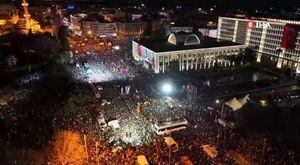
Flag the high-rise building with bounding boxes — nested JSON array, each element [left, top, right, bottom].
[[217, 17, 300, 73]]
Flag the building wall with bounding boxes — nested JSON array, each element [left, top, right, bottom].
[[217, 17, 300, 73], [82, 21, 116, 37], [171, 26, 193, 33], [132, 40, 245, 73], [155, 45, 245, 73], [70, 15, 81, 31], [116, 22, 144, 36], [132, 41, 156, 70]]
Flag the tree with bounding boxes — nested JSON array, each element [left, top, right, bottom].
[[38, 61, 74, 99], [64, 94, 90, 112], [48, 131, 85, 165], [243, 48, 256, 64], [11, 34, 59, 66]]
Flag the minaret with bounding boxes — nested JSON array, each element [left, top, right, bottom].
[[21, 0, 31, 29]]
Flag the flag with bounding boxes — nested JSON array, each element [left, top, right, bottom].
[[126, 85, 131, 95], [137, 44, 142, 57], [136, 102, 141, 113], [281, 24, 300, 50]]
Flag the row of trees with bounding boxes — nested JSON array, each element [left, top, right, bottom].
[[0, 25, 81, 164]]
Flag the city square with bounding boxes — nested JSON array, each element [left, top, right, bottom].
[[0, 0, 300, 164]]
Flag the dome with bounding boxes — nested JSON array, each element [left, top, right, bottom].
[[184, 34, 201, 46], [167, 31, 203, 46]]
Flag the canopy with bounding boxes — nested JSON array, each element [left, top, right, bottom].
[[202, 145, 218, 159], [164, 136, 179, 152], [108, 120, 120, 129], [137, 155, 149, 165], [225, 97, 243, 111], [164, 137, 177, 147], [111, 147, 119, 154]]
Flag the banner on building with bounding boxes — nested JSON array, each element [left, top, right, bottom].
[[281, 24, 300, 50]]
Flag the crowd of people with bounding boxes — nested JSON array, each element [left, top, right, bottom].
[[1, 39, 300, 164], [73, 50, 136, 83], [49, 79, 300, 164]]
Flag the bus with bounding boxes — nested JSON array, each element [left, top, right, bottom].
[[153, 118, 188, 135]]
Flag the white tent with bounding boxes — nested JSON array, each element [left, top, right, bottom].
[[164, 136, 179, 152], [225, 97, 243, 111], [108, 120, 120, 129], [202, 145, 218, 159], [137, 155, 149, 165], [238, 94, 250, 106]]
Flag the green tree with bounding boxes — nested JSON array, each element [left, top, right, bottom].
[[58, 26, 71, 52], [64, 94, 90, 112], [38, 61, 74, 99]]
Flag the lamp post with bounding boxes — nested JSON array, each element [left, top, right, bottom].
[[161, 82, 173, 164]]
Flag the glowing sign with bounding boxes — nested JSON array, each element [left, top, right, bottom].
[[67, 4, 75, 11], [246, 21, 272, 30]]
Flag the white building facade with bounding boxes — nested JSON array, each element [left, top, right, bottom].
[[217, 17, 300, 73], [132, 35, 246, 73], [82, 21, 117, 37]]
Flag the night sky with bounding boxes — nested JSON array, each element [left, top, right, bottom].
[[2, 0, 299, 10]]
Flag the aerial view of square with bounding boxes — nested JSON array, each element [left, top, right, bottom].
[[0, 0, 300, 164]]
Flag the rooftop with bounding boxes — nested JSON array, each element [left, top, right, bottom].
[[134, 36, 242, 53]]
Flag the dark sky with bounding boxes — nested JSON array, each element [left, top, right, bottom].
[[2, 0, 299, 10], [141, 0, 299, 9]]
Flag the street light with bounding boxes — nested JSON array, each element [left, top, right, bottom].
[[162, 83, 172, 95]]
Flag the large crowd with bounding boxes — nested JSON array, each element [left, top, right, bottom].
[[50, 79, 300, 164], [1, 40, 300, 164], [73, 50, 136, 83]]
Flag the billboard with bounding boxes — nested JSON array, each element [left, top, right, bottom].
[[132, 14, 142, 21], [132, 41, 155, 67]]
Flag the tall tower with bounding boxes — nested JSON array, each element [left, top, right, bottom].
[[21, 0, 31, 29]]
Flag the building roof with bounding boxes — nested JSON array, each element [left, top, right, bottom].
[[134, 36, 242, 53], [168, 31, 204, 46], [0, 3, 17, 11]]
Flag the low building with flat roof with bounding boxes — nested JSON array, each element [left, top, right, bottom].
[[132, 31, 246, 73]]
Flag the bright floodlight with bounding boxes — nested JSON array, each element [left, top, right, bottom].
[[113, 45, 120, 50], [162, 83, 172, 94]]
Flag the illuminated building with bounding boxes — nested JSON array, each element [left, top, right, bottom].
[[217, 17, 300, 73], [133, 32, 245, 73], [82, 20, 117, 37], [116, 21, 144, 36], [0, 4, 19, 34], [70, 14, 86, 33]]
